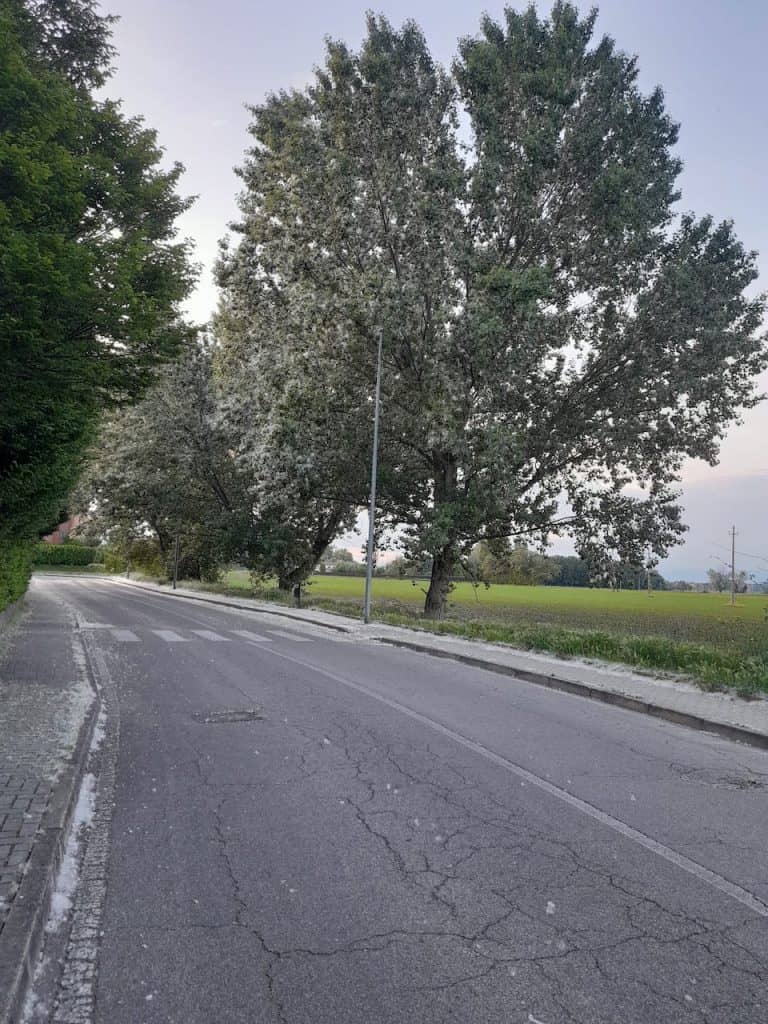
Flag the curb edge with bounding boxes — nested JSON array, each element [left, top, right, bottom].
[[375, 637, 768, 752]]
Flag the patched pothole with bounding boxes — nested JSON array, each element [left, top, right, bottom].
[[192, 707, 264, 724], [673, 764, 768, 791]]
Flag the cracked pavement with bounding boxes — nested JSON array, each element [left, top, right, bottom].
[[34, 577, 768, 1023]]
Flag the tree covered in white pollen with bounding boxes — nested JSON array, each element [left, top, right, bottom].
[[77, 343, 255, 580], [216, 3, 767, 617]]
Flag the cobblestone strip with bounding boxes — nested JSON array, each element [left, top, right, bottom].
[[52, 643, 119, 1024], [0, 778, 53, 930]]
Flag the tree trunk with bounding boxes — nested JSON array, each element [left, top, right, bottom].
[[423, 452, 458, 619], [424, 544, 454, 618]]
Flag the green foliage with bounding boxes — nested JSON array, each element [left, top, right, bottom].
[[470, 541, 557, 586], [32, 541, 102, 565], [102, 546, 127, 574], [124, 538, 164, 576], [76, 344, 254, 583], [218, 5, 766, 619], [0, 0, 194, 606], [0, 537, 33, 610]]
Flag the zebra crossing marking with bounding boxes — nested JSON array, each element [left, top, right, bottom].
[[100, 625, 357, 644], [110, 629, 140, 642], [151, 629, 188, 642], [232, 630, 272, 642]]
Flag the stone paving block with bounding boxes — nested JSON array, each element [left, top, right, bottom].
[[0, 582, 94, 942]]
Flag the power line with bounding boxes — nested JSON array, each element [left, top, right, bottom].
[[711, 541, 768, 567]]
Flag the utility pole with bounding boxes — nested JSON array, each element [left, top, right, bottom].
[[730, 524, 737, 607], [172, 534, 180, 591], [363, 329, 384, 625]]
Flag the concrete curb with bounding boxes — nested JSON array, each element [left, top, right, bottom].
[[106, 577, 353, 634], [83, 575, 768, 753], [0, 628, 100, 1024], [376, 638, 768, 752]]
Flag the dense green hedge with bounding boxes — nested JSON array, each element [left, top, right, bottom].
[[0, 538, 33, 612], [33, 543, 104, 566]]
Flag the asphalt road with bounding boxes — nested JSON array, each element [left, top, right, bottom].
[[39, 576, 768, 1023]]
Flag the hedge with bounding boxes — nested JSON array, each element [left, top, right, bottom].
[[33, 542, 104, 566], [0, 538, 33, 612]]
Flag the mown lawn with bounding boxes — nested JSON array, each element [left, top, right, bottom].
[[210, 571, 768, 693]]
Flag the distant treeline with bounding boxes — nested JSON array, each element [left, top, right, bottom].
[[318, 545, 672, 590]]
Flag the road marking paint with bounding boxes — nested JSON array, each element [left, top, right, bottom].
[[267, 630, 313, 642], [232, 630, 273, 642], [151, 629, 188, 643], [191, 629, 230, 642], [265, 647, 768, 920], [110, 629, 139, 642]]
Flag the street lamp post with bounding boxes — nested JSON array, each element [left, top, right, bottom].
[[172, 533, 180, 590], [363, 329, 383, 625]]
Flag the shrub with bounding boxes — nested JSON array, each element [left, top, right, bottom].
[[0, 538, 33, 611], [126, 538, 164, 576], [103, 547, 128, 574], [33, 542, 102, 566]]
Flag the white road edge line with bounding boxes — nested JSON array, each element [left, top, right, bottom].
[[259, 644, 768, 920]]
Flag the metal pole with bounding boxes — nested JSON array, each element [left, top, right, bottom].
[[730, 524, 737, 606], [172, 534, 180, 591], [363, 329, 383, 625]]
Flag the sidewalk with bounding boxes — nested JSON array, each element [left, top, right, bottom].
[[0, 582, 96, 1024], [110, 576, 768, 749]]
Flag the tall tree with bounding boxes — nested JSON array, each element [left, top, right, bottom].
[[0, 0, 195, 606], [218, 5, 766, 617]]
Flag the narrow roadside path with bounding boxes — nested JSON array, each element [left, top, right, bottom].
[[0, 583, 95, 1023]]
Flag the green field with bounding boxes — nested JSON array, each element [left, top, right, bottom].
[[223, 570, 765, 651]]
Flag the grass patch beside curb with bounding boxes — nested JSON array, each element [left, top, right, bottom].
[[372, 613, 768, 697]]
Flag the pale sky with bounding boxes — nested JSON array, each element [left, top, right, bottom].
[[101, 0, 767, 579]]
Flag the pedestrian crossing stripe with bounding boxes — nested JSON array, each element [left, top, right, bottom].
[[111, 629, 139, 641], [102, 626, 356, 644]]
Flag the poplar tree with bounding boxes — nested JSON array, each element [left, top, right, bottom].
[[218, 4, 766, 616]]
